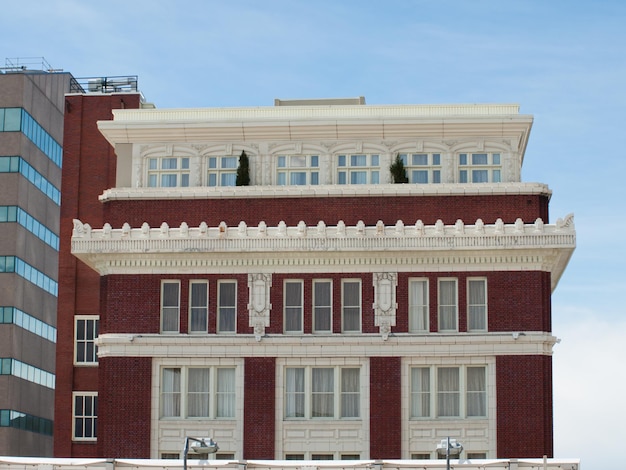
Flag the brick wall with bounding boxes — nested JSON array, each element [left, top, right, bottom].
[[54, 93, 142, 457], [102, 194, 550, 229], [496, 355, 553, 458], [370, 357, 402, 458], [243, 357, 276, 459], [98, 356, 152, 458]]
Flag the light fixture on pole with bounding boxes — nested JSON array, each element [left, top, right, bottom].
[[436, 437, 463, 470], [183, 436, 219, 470]]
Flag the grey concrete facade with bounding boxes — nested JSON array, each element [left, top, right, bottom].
[[0, 69, 73, 456]]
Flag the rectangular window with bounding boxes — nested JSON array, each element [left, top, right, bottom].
[[400, 153, 442, 184], [207, 156, 238, 187], [467, 278, 487, 331], [313, 280, 332, 333], [147, 157, 190, 187], [409, 279, 429, 332], [285, 366, 361, 420], [277, 155, 319, 185], [342, 280, 361, 333], [161, 281, 180, 333], [458, 153, 502, 183], [73, 393, 98, 441], [438, 279, 458, 331], [437, 367, 460, 417], [189, 281, 208, 333], [284, 280, 303, 333], [466, 367, 487, 417], [410, 367, 430, 418], [337, 154, 380, 184], [161, 366, 236, 419], [218, 281, 236, 333], [75, 316, 99, 364]]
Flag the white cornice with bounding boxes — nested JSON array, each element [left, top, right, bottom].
[[71, 216, 575, 290], [96, 331, 558, 359], [99, 182, 552, 201]]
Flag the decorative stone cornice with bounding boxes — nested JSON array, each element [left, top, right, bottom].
[[95, 331, 559, 359], [98, 182, 552, 202], [72, 215, 575, 290]]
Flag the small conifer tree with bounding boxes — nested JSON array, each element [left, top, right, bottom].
[[389, 154, 409, 183], [236, 150, 250, 186]]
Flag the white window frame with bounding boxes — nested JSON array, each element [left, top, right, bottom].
[[284, 280, 304, 333], [161, 280, 180, 333], [72, 392, 98, 441], [159, 366, 236, 419], [341, 279, 361, 333], [189, 280, 208, 334], [337, 154, 380, 184], [437, 278, 458, 332], [409, 365, 488, 420], [284, 366, 361, 420], [217, 280, 237, 334], [207, 156, 238, 187], [147, 156, 190, 188], [458, 152, 502, 183], [277, 155, 320, 185], [74, 315, 99, 365], [313, 279, 332, 334], [408, 278, 429, 333], [399, 153, 442, 184], [467, 278, 487, 332]]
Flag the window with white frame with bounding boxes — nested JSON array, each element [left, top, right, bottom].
[[75, 316, 99, 364], [277, 155, 319, 185], [410, 365, 487, 419], [189, 281, 208, 333], [207, 156, 237, 187], [342, 280, 361, 333], [337, 154, 380, 184], [285, 366, 360, 419], [399, 153, 442, 184], [409, 279, 429, 333], [147, 157, 190, 187], [160, 366, 236, 419], [217, 281, 236, 333], [161, 281, 180, 333], [458, 153, 501, 183], [73, 392, 97, 440], [313, 280, 332, 333], [284, 280, 303, 333], [438, 279, 458, 332], [467, 278, 487, 331]]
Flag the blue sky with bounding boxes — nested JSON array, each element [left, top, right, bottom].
[[3, 1, 625, 468]]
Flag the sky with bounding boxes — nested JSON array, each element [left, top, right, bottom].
[[2, 0, 625, 468]]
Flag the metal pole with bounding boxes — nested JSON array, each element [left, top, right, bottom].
[[183, 437, 190, 470], [446, 436, 450, 470]]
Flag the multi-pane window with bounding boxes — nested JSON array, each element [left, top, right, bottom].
[[160, 366, 236, 419], [399, 153, 442, 184], [284, 280, 303, 333], [313, 280, 332, 333], [75, 316, 99, 364], [459, 153, 501, 183], [409, 279, 429, 332], [285, 366, 360, 419], [147, 157, 190, 187], [277, 155, 319, 185], [218, 281, 237, 333], [189, 281, 208, 333], [342, 280, 361, 333], [161, 281, 180, 333], [207, 156, 237, 187], [467, 278, 487, 331], [73, 392, 97, 441], [337, 154, 380, 184], [438, 279, 458, 332], [410, 366, 487, 419]]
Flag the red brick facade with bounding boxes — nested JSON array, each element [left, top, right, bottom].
[[243, 358, 276, 459], [370, 357, 402, 459]]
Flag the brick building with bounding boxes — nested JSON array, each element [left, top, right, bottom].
[[54, 96, 575, 460]]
